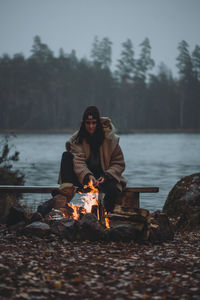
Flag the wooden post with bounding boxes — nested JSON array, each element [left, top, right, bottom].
[[98, 193, 105, 225], [114, 187, 159, 214]]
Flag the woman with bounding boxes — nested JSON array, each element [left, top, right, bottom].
[[59, 106, 126, 212]]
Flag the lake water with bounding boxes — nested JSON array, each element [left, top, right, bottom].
[[1, 133, 200, 212]]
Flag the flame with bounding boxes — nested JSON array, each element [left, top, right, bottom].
[[88, 179, 99, 194], [49, 179, 102, 221], [65, 180, 99, 220], [81, 179, 99, 217], [71, 204, 82, 220], [104, 212, 110, 228]]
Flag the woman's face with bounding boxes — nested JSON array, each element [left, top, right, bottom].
[[85, 115, 97, 135]]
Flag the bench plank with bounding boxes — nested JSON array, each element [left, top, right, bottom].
[[0, 185, 159, 194], [0, 185, 59, 193], [125, 187, 159, 193]]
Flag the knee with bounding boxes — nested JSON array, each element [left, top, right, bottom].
[[62, 151, 74, 161], [103, 180, 118, 194]]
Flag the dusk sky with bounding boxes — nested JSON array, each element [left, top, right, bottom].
[[0, 0, 200, 76]]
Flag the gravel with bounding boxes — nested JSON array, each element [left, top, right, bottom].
[[0, 224, 200, 299]]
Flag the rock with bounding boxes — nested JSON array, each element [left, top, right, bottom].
[[79, 213, 105, 241], [149, 211, 174, 243], [37, 198, 54, 217], [163, 173, 200, 231], [6, 203, 28, 226], [8, 221, 26, 233], [37, 194, 73, 218], [53, 194, 68, 209], [51, 219, 79, 241], [109, 224, 137, 242], [175, 207, 200, 231], [30, 212, 44, 223], [24, 221, 50, 237]]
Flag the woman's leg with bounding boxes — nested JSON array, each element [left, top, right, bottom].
[[60, 152, 80, 186], [99, 178, 120, 213]]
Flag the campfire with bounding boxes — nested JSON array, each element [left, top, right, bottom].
[[49, 180, 110, 228], [6, 182, 174, 244]]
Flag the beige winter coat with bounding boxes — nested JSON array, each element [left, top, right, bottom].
[[61, 117, 127, 191]]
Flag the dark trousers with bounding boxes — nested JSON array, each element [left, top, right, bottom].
[[60, 151, 120, 212], [60, 151, 80, 187]]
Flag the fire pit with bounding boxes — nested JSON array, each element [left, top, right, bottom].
[[4, 183, 174, 244], [48, 180, 109, 228]]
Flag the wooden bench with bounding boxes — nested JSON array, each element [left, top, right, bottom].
[[0, 185, 159, 209], [0, 185, 159, 225]]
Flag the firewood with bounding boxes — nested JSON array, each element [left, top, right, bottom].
[[108, 212, 146, 223]]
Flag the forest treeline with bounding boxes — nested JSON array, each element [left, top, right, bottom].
[[0, 36, 200, 131]]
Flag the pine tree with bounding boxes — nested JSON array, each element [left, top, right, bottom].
[[192, 45, 200, 81], [136, 38, 155, 81], [176, 40, 193, 83], [30, 35, 53, 64], [115, 39, 135, 83], [90, 36, 112, 69]]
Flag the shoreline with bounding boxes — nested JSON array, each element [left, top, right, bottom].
[[1, 128, 200, 134]]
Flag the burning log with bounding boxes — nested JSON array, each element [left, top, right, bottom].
[[67, 205, 87, 220], [91, 204, 98, 218]]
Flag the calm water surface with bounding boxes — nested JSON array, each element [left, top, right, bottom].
[[1, 133, 200, 212]]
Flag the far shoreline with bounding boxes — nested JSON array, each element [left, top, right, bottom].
[[0, 128, 200, 134]]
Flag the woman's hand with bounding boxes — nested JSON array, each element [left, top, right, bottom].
[[89, 175, 98, 187], [97, 176, 105, 185], [87, 175, 105, 187]]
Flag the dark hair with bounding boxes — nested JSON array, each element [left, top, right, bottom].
[[75, 106, 105, 151]]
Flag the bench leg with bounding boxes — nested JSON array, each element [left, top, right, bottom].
[[114, 191, 140, 213]]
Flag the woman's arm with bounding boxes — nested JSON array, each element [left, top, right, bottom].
[[70, 143, 93, 185], [105, 144, 125, 183]]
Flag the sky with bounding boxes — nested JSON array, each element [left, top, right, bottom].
[[0, 0, 200, 76]]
